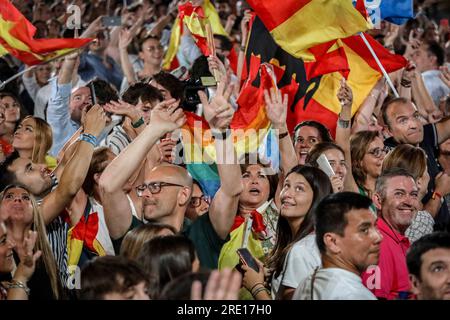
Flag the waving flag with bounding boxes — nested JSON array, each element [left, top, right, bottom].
[[247, 0, 372, 60], [163, 0, 228, 70], [0, 0, 91, 65], [245, 16, 406, 136], [362, 0, 414, 26]]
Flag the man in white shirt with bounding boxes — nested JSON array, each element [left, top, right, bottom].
[[293, 192, 383, 300]]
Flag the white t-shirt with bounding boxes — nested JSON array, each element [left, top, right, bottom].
[[271, 234, 321, 298], [293, 268, 377, 300]]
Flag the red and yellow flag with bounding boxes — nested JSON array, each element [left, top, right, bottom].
[[0, 0, 91, 65], [163, 0, 228, 70], [246, 0, 372, 61], [245, 16, 406, 136]]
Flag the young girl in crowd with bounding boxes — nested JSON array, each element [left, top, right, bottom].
[[0, 93, 27, 158]]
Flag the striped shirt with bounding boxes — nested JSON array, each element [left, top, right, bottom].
[[103, 126, 132, 155]]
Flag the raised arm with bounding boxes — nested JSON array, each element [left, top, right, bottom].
[[199, 76, 243, 240], [41, 105, 106, 225], [237, 11, 252, 86], [99, 99, 185, 238], [118, 29, 138, 85], [352, 79, 385, 133], [264, 88, 297, 173], [335, 79, 358, 193]]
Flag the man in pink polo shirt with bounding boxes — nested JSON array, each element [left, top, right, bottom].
[[362, 168, 420, 299]]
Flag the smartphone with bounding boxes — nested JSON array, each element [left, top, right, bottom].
[[236, 248, 259, 272], [316, 153, 335, 178], [88, 82, 97, 106], [102, 16, 122, 27]]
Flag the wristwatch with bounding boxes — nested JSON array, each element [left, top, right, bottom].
[[338, 118, 350, 128], [131, 117, 145, 128]]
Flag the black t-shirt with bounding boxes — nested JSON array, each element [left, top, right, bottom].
[[384, 123, 450, 231]]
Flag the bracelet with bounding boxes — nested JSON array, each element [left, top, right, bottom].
[[212, 129, 231, 140], [131, 117, 145, 128], [7, 280, 30, 296], [79, 133, 97, 147], [400, 79, 412, 88], [432, 191, 442, 200], [249, 282, 265, 293], [252, 286, 269, 297], [240, 45, 246, 52], [337, 118, 350, 129], [279, 131, 289, 139]]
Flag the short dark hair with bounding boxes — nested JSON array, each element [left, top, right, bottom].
[[139, 34, 160, 51], [375, 167, 415, 198], [152, 71, 184, 102], [426, 41, 445, 66], [121, 82, 163, 105], [406, 232, 450, 280], [381, 97, 409, 127], [315, 192, 373, 254], [293, 120, 333, 143], [214, 34, 233, 51], [0, 150, 20, 192], [86, 78, 119, 105], [80, 255, 149, 300]]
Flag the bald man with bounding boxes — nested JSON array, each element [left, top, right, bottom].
[[100, 76, 242, 268]]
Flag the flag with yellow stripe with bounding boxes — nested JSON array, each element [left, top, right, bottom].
[[163, 0, 228, 70], [247, 0, 372, 61], [0, 0, 91, 65]]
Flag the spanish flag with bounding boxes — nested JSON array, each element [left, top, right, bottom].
[[0, 0, 91, 65], [246, 17, 406, 136], [246, 0, 372, 61], [163, 0, 228, 70]]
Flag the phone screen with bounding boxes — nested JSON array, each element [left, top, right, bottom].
[[237, 248, 259, 272], [102, 16, 122, 27]]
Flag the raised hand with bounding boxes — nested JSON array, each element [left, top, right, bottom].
[[330, 175, 344, 193], [207, 56, 226, 81], [191, 268, 242, 300], [439, 65, 450, 88], [83, 104, 107, 138], [104, 100, 141, 122], [150, 99, 186, 134], [264, 87, 288, 129], [337, 78, 353, 110], [199, 75, 235, 131], [13, 230, 42, 284], [118, 28, 134, 50]]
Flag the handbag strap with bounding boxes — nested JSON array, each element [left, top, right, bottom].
[[310, 267, 319, 300]]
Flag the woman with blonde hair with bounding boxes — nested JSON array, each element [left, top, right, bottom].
[[381, 144, 446, 242], [12, 116, 57, 169], [0, 184, 62, 299], [119, 222, 177, 260]]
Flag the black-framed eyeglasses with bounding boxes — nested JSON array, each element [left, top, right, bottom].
[[136, 182, 185, 196], [189, 195, 211, 208], [367, 146, 390, 158]]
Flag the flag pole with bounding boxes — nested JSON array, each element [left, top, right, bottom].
[[359, 32, 399, 98], [0, 40, 93, 90]]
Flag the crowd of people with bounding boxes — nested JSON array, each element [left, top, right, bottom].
[[1, 0, 450, 300]]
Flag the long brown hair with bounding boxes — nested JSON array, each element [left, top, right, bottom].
[[382, 144, 427, 179], [0, 184, 61, 299], [350, 131, 380, 190], [27, 116, 53, 164]]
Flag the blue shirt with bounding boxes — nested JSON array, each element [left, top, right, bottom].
[[78, 53, 124, 91]]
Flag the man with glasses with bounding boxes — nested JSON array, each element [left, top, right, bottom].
[[100, 76, 242, 269], [382, 97, 450, 232], [185, 180, 210, 221], [362, 168, 420, 299]]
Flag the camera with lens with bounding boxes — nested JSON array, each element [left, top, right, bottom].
[[182, 76, 217, 112]]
